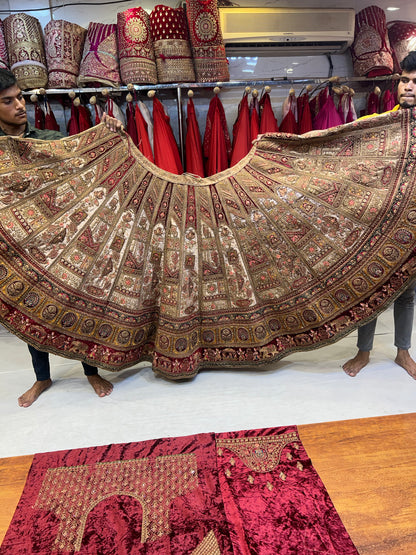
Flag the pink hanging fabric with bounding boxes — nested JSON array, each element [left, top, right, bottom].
[[313, 93, 343, 130], [351, 5, 394, 77], [117, 8, 157, 85], [78, 22, 121, 87]]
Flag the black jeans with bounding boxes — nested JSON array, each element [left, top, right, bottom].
[[27, 345, 98, 381]]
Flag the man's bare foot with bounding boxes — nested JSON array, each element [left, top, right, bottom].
[[18, 379, 52, 407], [87, 374, 113, 397], [342, 350, 370, 377], [395, 349, 416, 380]]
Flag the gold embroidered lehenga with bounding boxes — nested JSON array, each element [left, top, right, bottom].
[[1, 108, 416, 378]]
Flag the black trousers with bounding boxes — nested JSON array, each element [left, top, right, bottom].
[[27, 345, 98, 381]]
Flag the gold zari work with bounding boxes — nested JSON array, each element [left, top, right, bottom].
[[1, 109, 416, 378]]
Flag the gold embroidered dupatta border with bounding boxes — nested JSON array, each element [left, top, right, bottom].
[[1, 109, 416, 377]]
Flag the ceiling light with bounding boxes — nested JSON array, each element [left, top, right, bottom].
[[386, 6, 400, 11]]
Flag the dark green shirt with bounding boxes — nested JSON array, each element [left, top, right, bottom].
[[0, 122, 63, 140]]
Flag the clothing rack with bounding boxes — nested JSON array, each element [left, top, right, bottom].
[[23, 75, 399, 165]]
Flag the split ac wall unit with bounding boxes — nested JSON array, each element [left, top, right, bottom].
[[219, 7, 355, 56]]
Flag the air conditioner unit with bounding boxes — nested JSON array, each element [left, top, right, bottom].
[[219, 7, 355, 56]]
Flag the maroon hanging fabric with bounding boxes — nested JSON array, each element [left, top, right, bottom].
[[185, 97, 204, 177], [152, 96, 182, 173], [134, 102, 154, 163], [34, 101, 44, 130], [126, 101, 139, 146], [298, 92, 313, 134], [367, 88, 381, 115], [249, 93, 260, 143], [43, 99, 60, 132], [67, 102, 79, 136], [230, 93, 251, 167], [381, 88, 397, 112], [259, 90, 279, 134]]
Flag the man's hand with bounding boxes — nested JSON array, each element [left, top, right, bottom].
[[101, 112, 124, 133]]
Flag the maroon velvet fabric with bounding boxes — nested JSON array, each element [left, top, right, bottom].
[[0, 427, 358, 554]]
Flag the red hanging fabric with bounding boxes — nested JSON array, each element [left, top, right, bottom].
[[230, 92, 251, 167], [152, 96, 182, 173], [78, 104, 92, 132], [203, 94, 231, 176], [280, 109, 298, 134], [185, 96, 204, 177], [134, 102, 154, 163], [259, 89, 279, 133], [204, 96, 229, 176]]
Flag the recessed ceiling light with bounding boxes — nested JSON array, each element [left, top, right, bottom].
[[386, 6, 400, 11]]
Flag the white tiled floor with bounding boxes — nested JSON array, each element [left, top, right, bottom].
[[0, 305, 415, 458]]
